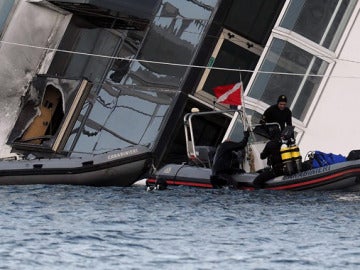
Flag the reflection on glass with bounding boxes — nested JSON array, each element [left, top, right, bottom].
[[49, 0, 220, 156], [63, 101, 90, 152], [48, 25, 122, 86], [107, 31, 144, 84], [293, 59, 328, 120], [69, 123, 100, 155], [0, 0, 14, 34], [123, 0, 219, 89], [68, 85, 177, 155], [280, 0, 356, 50], [248, 39, 328, 121], [64, 120, 81, 151]]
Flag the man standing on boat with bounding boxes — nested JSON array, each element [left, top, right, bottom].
[[210, 129, 250, 187], [260, 95, 292, 131]]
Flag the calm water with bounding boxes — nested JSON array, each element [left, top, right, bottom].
[[1, 184, 360, 270]]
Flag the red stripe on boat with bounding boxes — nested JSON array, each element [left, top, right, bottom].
[[269, 168, 360, 190], [171, 181, 213, 188], [146, 178, 212, 188]]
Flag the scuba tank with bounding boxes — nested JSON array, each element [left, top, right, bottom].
[[289, 144, 302, 173], [280, 126, 302, 175], [280, 141, 295, 175]]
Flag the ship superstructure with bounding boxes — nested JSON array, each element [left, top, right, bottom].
[[0, 1, 358, 184]]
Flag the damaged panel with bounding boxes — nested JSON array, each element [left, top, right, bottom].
[[0, 1, 72, 158], [8, 76, 92, 155]]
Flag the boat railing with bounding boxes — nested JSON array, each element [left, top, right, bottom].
[[183, 109, 238, 167], [184, 109, 282, 171]]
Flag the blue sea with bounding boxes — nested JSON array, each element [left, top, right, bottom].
[[1, 183, 360, 269]]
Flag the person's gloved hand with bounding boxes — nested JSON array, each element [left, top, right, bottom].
[[243, 130, 250, 138]]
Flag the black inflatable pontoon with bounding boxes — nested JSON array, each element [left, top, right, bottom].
[[146, 159, 360, 191], [0, 145, 152, 186]]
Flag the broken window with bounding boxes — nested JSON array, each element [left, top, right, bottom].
[[64, 84, 177, 156], [20, 84, 64, 144], [8, 75, 92, 156]]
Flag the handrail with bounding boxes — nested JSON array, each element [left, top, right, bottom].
[[183, 108, 282, 170], [183, 109, 241, 163]]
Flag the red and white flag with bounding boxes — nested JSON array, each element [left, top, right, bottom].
[[213, 82, 242, 106]]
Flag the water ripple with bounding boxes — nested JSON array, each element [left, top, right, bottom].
[[0, 185, 360, 269]]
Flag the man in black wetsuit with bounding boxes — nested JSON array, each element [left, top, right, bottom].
[[211, 130, 250, 187], [261, 95, 292, 131], [253, 126, 283, 188]]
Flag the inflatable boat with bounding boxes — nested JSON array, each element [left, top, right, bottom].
[[0, 145, 152, 186], [146, 158, 360, 191], [146, 110, 360, 192]]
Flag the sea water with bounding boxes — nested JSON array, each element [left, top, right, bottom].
[[0, 184, 360, 270]]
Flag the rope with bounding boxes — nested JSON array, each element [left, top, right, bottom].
[[1, 40, 360, 79]]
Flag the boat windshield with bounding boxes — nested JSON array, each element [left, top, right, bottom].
[[226, 112, 278, 144]]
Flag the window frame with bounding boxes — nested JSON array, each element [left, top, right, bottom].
[[278, 0, 357, 51], [239, 0, 357, 143], [195, 28, 264, 107], [247, 32, 335, 123]]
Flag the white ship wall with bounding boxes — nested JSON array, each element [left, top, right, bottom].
[[0, 1, 71, 158], [300, 6, 360, 157]]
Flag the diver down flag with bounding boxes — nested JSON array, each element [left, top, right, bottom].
[[213, 82, 242, 106]]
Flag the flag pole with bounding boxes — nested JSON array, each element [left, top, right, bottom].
[[239, 70, 256, 172], [239, 71, 248, 130], [239, 71, 254, 136]]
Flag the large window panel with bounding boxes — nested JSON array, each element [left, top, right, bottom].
[[48, 1, 220, 157], [280, 0, 356, 50], [106, 31, 144, 84], [249, 39, 309, 103], [88, 87, 117, 127], [105, 95, 158, 143], [67, 86, 177, 155], [123, 0, 219, 89], [292, 58, 328, 120], [47, 18, 142, 154], [248, 38, 328, 121], [48, 23, 122, 85], [68, 123, 100, 155]]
